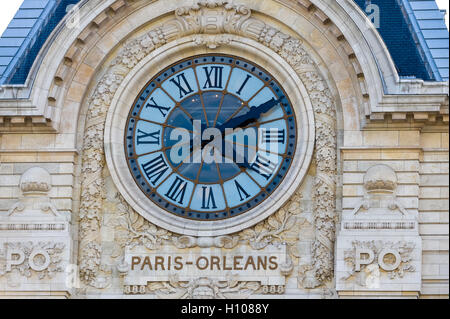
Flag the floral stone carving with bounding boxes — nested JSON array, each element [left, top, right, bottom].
[[147, 275, 260, 299]]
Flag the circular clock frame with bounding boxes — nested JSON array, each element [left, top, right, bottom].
[[104, 39, 315, 236], [124, 54, 298, 221]]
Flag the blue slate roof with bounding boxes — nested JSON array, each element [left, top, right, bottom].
[[355, 0, 448, 81], [0, 0, 80, 85], [0, 0, 448, 85], [408, 0, 449, 80]]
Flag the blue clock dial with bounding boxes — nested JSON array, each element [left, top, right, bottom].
[[125, 55, 297, 221]]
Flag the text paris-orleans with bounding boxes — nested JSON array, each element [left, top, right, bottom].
[[130, 255, 279, 271]]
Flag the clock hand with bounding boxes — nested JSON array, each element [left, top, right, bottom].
[[188, 97, 284, 152], [216, 97, 284, 134], [220, 140, 252, 170], [205, 97, 283, 163]]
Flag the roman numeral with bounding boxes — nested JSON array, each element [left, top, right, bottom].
[[203, 66, 224, 89], [262, 129, 285, 144], [236, 74, 252, 95], [250, 155, 277, 180], [146, 97, 171, 117], [234, 180, 251, 202], [169, 73, 194, 99], [141, 154, 169, 185], [137, 129, 160, 145], [165, 176, 188, 204], [201, 186, 218, 209]]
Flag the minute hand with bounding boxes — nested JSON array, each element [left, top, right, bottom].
[[217, 97, 283, 133]]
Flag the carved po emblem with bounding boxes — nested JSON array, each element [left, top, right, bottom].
[[355, 248, 402, 272]]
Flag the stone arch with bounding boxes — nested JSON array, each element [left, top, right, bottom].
[[24, 0, 394, 137], [74, 1, 338, 290]]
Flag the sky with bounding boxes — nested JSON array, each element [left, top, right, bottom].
[[0, 0, 449, 40]]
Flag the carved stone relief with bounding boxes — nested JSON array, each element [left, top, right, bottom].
[[336, 164, 422, 294], [175, 0, 251, 35], [146, 275, 261, 299], [79, 0, 337, 292], [343, 240, 416, 284], [0, 167, 72, 293], [8, 167, 64, 219], [351, 164, 410, 217], [0, 241, 66, 280]]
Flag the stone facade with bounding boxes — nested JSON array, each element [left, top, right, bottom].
[[0, 0, 448, 299]]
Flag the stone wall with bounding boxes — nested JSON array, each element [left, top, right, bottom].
[[0, 0, 448, 299]]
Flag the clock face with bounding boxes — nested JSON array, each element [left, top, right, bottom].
[[125, 55, 297, 221]]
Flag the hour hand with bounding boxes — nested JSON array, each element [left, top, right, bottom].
[[254, 96, 285, 115], [217, 97, 284, 133]]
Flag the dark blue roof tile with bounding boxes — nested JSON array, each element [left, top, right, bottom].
[[426, 39, 449, 49], [0, 56, 14, 66], [435, 58, 449, 68], [14, 9, 44, 19], [21, 0, 52, 9], [7, 18, 41, 29], [1, 28, 32, 38], [409, 1, 438, 10], [421, 29, 448, 38], [0, 47, 20, 57], [0, 37, 26, 47]]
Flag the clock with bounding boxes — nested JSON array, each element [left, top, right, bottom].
[[124, 54, 297, 221]]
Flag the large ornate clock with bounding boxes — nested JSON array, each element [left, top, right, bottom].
[[125, 54, 297, 221], [106, 51, 314, 236]]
